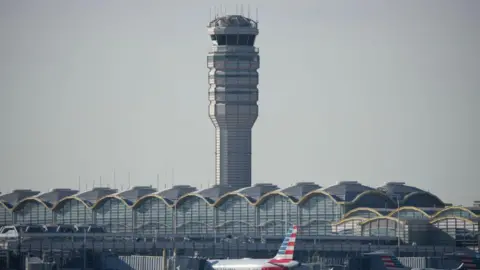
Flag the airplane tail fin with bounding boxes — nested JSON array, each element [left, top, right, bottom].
[[362, 251, 408, 270], [268, 225, 298, 265], [379, 253, 408, 270], [456, 255, 480, 270], [446, 251, 480, 270]]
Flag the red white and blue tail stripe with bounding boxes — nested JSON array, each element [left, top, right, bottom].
[[457, 254, 480, 270], [380, 255, 407, 270], [268, 225, 298, 265]]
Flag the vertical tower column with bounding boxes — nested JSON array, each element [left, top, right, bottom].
[[207, 15, 260, 189]]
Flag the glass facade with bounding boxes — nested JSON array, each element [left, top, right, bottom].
[[176, 196, 214, 235], [14, 199, 52, 225], [344, 209, 381, 219], [95, 197, 133, 233], [54, 199, 93, 225], [299, 194, 342, 236], [258, 194, 297, 236], [332, 218, 364, 236], [433, 207, 476, 220], [0, 204, 13, 227], [134, 197, 173, 235], [361, 218, 408, 242], [216, 195, 255, 235], [3, 191, 477, 241], [391, 208, 430, 220], [432, 217, 479, 239]]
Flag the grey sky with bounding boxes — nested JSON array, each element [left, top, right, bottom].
[[0, 1, 479, 206]]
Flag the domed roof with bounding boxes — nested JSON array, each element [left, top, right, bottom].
[[157, 185, 197, 203], [377, 182, 424, 200], [323, 181, 373, 201], [282, 182, 322, 200], [236, 183, 279, 201], [196, 185, 237, 203], [209, 15, 257, 28]]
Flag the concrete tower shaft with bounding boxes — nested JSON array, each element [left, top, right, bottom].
[[207, 15, 259, 189]]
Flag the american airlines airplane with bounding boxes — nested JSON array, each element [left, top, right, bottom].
[[207, 225, 300, 270]]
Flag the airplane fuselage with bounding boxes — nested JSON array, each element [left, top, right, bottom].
[[208, 258, 293, 270]]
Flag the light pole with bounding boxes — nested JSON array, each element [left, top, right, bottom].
[[396, 196, 401, 257], [83, 229, 87, 270]]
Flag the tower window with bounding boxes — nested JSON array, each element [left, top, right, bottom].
[[211, 35, 256, 46]]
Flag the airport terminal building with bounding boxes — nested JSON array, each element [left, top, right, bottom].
[[0, 181, 478, 247], [1, 15, 478, 255]]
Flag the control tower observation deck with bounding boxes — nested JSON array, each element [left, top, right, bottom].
[[207, 15, 259, 189]]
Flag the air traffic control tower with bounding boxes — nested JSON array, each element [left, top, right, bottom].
[[207, 15, 259, 189]]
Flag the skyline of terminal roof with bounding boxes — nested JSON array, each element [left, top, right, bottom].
[[115, 186, 157, 205], [74, 187, 117, 206], [196, 184, 237, 203], [282, 182, 322, 201], [378, 182, 424, 200], [35, 188, 79, 207], [235, 183, 279, 202], [2, 181, 476, 209], [323, 181, 374, 201], [0, 189, 40, 208], [156, 185, 197, 203]]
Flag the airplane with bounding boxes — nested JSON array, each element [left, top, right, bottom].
[[207, 225, 301, 270], [355, 250, 480, 270]]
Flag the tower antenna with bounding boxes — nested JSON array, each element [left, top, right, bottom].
[[78, 176, 81, 191], [248, 4, 250, 18], [171, 168, 175, 187], [99, 176, 102, 187]]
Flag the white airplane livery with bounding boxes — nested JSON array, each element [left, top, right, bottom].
[[207, 225, 299, 270]]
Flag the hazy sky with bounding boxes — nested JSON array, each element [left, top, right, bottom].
[[1, 1, 479, 206]]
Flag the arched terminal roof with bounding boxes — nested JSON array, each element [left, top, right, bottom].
[[37, 188, 79, 207], [0, 181, 464, 212], [377, 182, 444, 207], [377, 182, 423, 200], [114, 186, 157, 205], [236, 183, 279, 201], [157, 185, 197, 203], [0, 189, 40, 209], [178, 185, 237, 205], [53, 187, 117, 210], [133, 185, 197, 207], [323, 181, 374, 201], [197, 185, 237, 203], [281, 182, 322, 200], [76, 187, 117, 203], [208, 15, 257, 28], [13, 188, 78, 210]]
